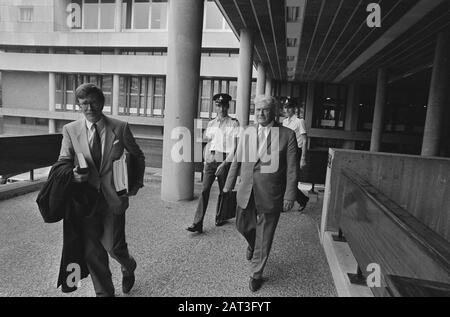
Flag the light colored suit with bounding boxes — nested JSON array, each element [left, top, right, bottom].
[[224, 122, 298, 279], [58, 115, 145, 296], [59, 115, 145, 215], [224, 122, 298, 213]]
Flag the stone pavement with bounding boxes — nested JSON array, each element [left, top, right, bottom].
[[0, 174, 336, 297]]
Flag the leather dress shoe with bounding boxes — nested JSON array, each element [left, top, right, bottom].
[[215, 220, 226, 227], [298, 197, 309, 212], [246, 246, 254, 261], [186, 223, 203, 233], [249, 277, 263, 292], [122, 258, 137, 294]]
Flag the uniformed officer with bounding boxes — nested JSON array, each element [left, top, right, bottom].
[[187, 93, 240, 233], [282, 98, 309, 211]]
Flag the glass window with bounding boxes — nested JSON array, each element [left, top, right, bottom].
[[139, 77, 146, 115], [205, 0, 223, 29], [65, 75, 76, 110], [151, 0, 167, 29], [55, 74, 64, 110], [84, 0, 99, 29], [100, 0, 115, 29], [146, 77, 153, 115], [102, 75, 112, 114], [119, 76, 127, 114], [153, 77, 165, 115], [228, 80, 237, 115], [69, 0, 83, 29], [35, 118, 49, 126], [129, 76, 139, 115], [313, 84, 347, 129], [200, 80, 211, 118], [134, 0, 150, 29], [122, 0, 132, 29], [18, 7, 33, 22]]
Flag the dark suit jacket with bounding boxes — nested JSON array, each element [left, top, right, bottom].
[[58, 115, 145, 215], [224, 122, 298, 214]]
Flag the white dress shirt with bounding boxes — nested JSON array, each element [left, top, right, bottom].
[[205, 116, 240, 154], [257, 121, 274, 156], [283, 115, 306, 148]]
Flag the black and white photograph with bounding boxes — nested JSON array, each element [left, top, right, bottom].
[[0, 0, 449, 303]]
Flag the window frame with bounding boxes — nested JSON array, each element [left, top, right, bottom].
[[18, 6, 33, 23]]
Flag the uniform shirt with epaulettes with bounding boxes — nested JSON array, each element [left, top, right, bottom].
[[205, 116, 240, 154]]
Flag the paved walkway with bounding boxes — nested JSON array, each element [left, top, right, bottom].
[[0, 174, 336, 297]]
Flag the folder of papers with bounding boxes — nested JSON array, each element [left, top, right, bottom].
[[113, 152, 130, 195]]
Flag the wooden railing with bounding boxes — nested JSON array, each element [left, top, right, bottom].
[[336, 168, 450, 297], [321, 149, 450, 243]]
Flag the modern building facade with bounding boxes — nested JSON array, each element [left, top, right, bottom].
[[1, 0, 449, 167], [0, 0, 259, 141]]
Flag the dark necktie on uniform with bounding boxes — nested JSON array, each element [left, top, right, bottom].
[[92, 123, 102, 171]]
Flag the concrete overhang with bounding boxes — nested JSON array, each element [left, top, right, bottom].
[[215, 0, 449, 84]]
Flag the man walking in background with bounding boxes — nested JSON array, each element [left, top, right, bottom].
[[283, 98, 309, 211]]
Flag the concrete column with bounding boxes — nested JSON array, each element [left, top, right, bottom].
[[115, 0, 122, 32], [343, 84, 359, 149], [370, 68, 387, 152], [422, 32, 450, 156], [236, 29, 254, 127], [305, 82, 315, 131], [265, 75, 272, 97], [48, 48, 56, 134], [161, 0, 204, 201], [112, 48, 120, 116], [256, 63, 266, 96]]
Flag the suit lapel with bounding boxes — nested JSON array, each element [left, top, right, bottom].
[[101, 116, 116, 174]]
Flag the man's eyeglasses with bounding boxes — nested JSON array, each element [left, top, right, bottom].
[[78, 102, 102, 110]]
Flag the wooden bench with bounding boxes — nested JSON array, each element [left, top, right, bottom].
[[336, 168, 450, 297]]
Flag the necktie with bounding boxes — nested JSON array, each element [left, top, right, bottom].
[[92, 123, 102, 171], [257, 127, 266, 157]]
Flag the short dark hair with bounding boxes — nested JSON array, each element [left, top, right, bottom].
[[75, 83, 105, 106]]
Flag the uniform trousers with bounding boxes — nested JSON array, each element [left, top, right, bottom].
[[236, 192, 281, 279], [193, 152, 231, 225], [297, 148, 309, 206]]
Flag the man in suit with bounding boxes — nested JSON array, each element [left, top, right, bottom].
[[223, 95, 298, 292], [58, 83, 145, 297]]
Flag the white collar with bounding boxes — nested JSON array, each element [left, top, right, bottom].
[[258, 121, 274, 132], [214, 115, 230, 123], [287, 115, 297, 123], [85, 117, 105, 131]]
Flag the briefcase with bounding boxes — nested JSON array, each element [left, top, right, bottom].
[[216, 191, 237, 224]]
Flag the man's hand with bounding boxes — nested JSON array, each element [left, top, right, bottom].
[[300, 157, 307, 169], [283, 200, 294, 212], [223, 187, 230, 194], [215, 163, 227, 177], [73, 167, 89, 183]]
